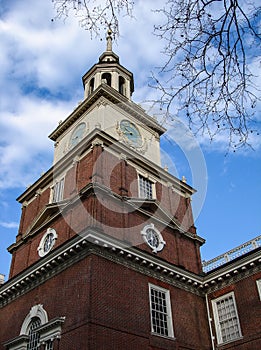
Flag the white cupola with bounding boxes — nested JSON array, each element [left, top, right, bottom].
[[82, 29, 134, 100]]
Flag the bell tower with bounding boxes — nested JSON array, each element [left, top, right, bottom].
[[82, 29, 134, 100], [49, 29, 165, 166], [0, 31, 211, 350]]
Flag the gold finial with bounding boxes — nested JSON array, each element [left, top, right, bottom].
[[106, 25, 112, 52]]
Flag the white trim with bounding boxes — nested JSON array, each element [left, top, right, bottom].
[[20, 304, 48, 335], [3, 335, 29, 350], [141, 223, 166, 253], [37, 228, 58, 257], [138, 173, 156, 199], [0, 229, 209, 307], [256, 279, 261, 301], [5, 309, 64, 350], [38, 317, 66, 344], [148, 283, 174, 338], [50, 177, 64, 203], [211, 291, 242, 345]]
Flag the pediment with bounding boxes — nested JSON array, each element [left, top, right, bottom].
[[126, 198, 181, 231], [25, 202, 67, 236]]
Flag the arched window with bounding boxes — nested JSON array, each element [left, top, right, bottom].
[[101, 73, 111, 86], [27, 317, 41, 350], [88, 77, 95, 95], [4, 304, 64, 350], [119, 76, 126, 95], [20, 304, 48, 335]]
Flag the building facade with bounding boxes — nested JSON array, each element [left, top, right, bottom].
[[0, 32, 260, 350]]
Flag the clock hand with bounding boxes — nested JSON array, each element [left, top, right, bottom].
[[123, 126, 133, 135]]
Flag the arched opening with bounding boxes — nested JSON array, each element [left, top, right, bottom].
[[119, 76, 126, 96], [27, 317, 41, 350], [88, 77, 95, 95], [20, 304, 48, 335], [101, 73, 111, 86]]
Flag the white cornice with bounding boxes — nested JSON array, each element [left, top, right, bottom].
[[1, 228, 260, 308], [0, 228, 204, 308], [48, 84, 166, 141], [17, 129, 195, 205], [203, 248, 261, 292]]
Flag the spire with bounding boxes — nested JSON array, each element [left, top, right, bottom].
[[106, 26, 113, 52]]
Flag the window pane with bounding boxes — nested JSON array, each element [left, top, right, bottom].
[[46, 340, 54, 350], [150, 287, 171, 337], [27, 317, 41, 350], [139, 175, 153, 199], [214, 294, 241, 344], [52, 178, 64, 202]]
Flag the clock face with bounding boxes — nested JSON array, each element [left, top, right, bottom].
[[119, 120, 142, 147], [43, 232, 55, 253], [146, 228, 160, 249], [141, 224, 166, 253], [38, 228, 57, 257], [69, 122, 86, 149]]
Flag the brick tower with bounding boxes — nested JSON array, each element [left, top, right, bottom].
[[0, 30, 212, 350]]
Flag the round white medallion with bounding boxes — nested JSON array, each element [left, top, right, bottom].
[[37, 228, 57, 257], [141, 223, 166, 253]]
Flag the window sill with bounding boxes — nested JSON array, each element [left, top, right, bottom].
[[217, 336, 244, 347], [150, 332, 176, 341]]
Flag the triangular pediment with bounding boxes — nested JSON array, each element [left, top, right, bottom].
[[126, 198, 181, 231], [24, 202, 67, 236]]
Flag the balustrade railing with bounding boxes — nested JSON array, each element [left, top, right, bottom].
[[202, 235, 261, 273]]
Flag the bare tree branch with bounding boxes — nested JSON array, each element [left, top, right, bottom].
[[152, 0, 261, 149], [51, 0, 261, 149], [51, 0, 134, 37]]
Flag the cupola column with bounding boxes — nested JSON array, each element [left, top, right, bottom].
[[111, 71, 118, 91], [125, 80, 131, 99], [82, 27, 134, 99], [95, 72, 102, 89]]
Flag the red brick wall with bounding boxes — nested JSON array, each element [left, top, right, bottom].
[[0, 254, 211, 350], [19, 187, 51, 236], [208, 272, 261, 349], [10, 145, 200, 277], [10, 194, 201, 278], [89, 255, 210, 349], [1, 257, 91, 349]]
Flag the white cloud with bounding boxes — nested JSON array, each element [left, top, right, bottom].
[[0, 0, 260, 196], [0, 221, 19, 229], [0, 96, 73, 189], [0, 0, 167, 193]]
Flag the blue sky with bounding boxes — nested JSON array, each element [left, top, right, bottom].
[[0, 0, 260, 280]]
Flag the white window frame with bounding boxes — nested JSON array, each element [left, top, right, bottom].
[[148, 283, 174, 338], [27, 317, 41, 350], [51, 177, 64, 203], [4, 305, 64, 350], [138, 174, 156, 199], [256, 279, 261, 301], [20, 305, 48, 335], [212, 292, 242, 345]]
